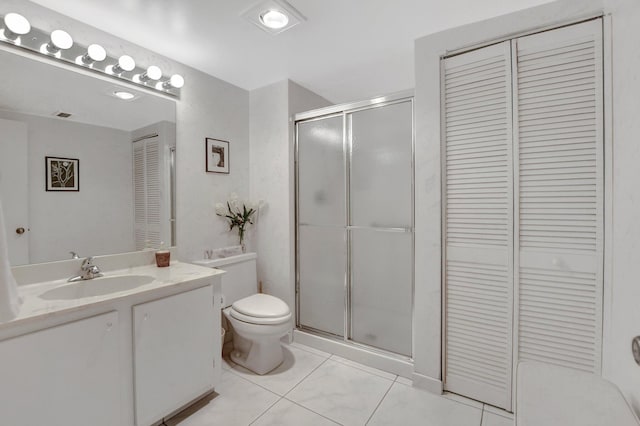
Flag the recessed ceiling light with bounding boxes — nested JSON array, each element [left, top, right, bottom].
[[114, 91, 135, 100], [241, 0, 305, 35], [260, 10, 289, 29]]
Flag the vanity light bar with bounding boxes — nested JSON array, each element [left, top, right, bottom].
[[0, 12, 184, 97]]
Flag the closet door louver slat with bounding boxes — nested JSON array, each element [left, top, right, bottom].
[[442, 41, 514, 410], [513, 20, 603, 375]]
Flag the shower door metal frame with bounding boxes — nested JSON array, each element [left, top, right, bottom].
[[294, 90, 416, 360]]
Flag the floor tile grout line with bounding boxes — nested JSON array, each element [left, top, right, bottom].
[[224, 348, 332, 398], [364, 379, 395, 425], [247, 395, 284, 426], [282, 356, 331, 398], [328, 354, 397, 382], [221, 365, 285, 397], [282, 397, 345, 425]]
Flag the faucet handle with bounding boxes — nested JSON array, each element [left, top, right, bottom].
[[81, 256, 94, 268]]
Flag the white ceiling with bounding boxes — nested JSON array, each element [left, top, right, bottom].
[[29, 0, 553, 103]]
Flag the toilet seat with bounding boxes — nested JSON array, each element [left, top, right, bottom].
[[230, 294, 291, 325]]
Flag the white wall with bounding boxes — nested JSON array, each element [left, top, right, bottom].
[[0, 110, 134, 263], [249, 80, 331, 311], [3, 0, 251, 265], [415, 0, 640, 411]]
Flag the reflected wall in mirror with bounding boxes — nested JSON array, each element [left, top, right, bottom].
[[0, 48, 177, 266]]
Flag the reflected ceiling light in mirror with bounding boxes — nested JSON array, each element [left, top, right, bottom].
[[113, 90, 136, 100], [2, 12, 30, 44], [159, 74, 185, 90], [41, 29, 73, 56], [135, 65, 162, 83], [107, 55, 136, 75], [260, 10, 289, 29], [76, 43, 106, 66]]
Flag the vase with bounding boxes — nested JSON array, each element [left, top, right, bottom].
[[238, 228, 246, 253]]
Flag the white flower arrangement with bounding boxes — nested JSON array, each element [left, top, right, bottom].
[[215, 193, 264, 249]]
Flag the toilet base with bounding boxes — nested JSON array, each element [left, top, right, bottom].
[[230, 331, 284, 375]]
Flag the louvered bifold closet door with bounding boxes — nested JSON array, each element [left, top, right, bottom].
[[513, 20, 604, 374], [442, 41, 514, 410]]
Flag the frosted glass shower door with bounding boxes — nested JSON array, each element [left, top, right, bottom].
[[349, 101, 413, 356], [297, 115, 346, 336]]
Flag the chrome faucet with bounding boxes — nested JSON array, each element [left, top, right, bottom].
[[68, 257, 103, 282]]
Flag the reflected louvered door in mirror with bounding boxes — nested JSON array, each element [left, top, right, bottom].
[[442, 40, 515, 410], [513, 20, 604, 374]]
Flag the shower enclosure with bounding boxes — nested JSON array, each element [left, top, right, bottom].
[[295, 93, 414, 358]]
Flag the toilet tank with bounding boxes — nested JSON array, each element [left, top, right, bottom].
[[193, 252, 258, 308]]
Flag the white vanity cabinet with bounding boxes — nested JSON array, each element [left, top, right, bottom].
[[133, 285, 216, 426], [0, 311, 120, 426]]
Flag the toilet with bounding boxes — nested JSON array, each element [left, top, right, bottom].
[[194, 252, 292, 375]]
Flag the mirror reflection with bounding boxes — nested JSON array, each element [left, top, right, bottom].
[[0, 49, 176, 266]]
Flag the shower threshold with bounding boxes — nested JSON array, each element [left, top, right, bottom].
[[293, 328, 414, 379]]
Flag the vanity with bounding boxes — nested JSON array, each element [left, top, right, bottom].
[[0, 250, 223, 426]]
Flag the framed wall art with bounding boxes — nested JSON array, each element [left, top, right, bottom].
[[206, 138, 230, 174], [45, 156, 79, 191]]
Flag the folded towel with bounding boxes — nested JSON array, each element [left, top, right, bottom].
[[0, 198, 21, 322]]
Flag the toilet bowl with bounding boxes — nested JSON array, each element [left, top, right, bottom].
[[223, 293, 292, 375], [192, 252, 293, 376]]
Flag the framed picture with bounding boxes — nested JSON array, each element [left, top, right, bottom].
[[45, 156, 79, 191], [206, 138, 230, 174]]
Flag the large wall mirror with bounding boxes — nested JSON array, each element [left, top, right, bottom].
[[0, 48, 176, 266]]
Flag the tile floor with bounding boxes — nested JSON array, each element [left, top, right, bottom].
[[165, 342, 514, 426]]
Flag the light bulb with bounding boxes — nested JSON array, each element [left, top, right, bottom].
[[42, 29, 73, 55], [50, 29, 73, 49], [170, 74, 184, 88], [118, 55, 135, 71], [87, 44, 106, 61], [140, 65, 162, 82], [259, 10, 289, 29], [3, 13, 31, 40], [109, 55, 136, 74], [78, 43, 106, 65]]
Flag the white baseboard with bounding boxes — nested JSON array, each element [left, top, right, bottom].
[[412, 371, 443, 394]]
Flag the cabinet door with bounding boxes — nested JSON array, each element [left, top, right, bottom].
[[0, 312, 120, 426], [442, 40, 515, 410], [133, 285, 214, 426], [513, 19, 604, 374]]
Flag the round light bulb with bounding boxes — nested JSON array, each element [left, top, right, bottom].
[[87, 44, 106, 62], [170, 74, 184, 88], [259, 10, 289, 29], [50, 29, 73, 50], [118, 55, 136, 72], [146, 65, 162, 81], [114, 91, 135, 100], [4, 13, 31, 35]]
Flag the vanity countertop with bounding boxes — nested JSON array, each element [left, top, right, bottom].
[[1, 261, 223, 332]]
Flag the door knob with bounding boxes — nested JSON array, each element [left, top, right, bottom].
[[15, 227, 25, 235]]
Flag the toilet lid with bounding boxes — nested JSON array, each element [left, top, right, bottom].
[[231, 293, 290, 318]]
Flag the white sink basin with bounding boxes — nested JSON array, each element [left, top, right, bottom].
[[40, 275, 155, 300]]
